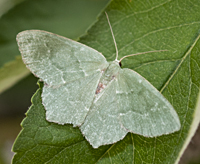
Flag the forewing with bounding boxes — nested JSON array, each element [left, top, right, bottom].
[[17, 30, 108, 85], [17, 30, 109, 126], [80, 80, 128, 148], [117, 68, 181, 137]]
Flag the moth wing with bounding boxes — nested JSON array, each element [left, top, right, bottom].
[[80, 80, 128, 148], [17, 30, 109, 126], [117, 68, 181, 137], [43, 71, 102, 126], [17, 30, 108, 85]]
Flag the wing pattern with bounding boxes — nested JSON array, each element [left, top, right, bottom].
[[17, 30, 108, 85], [17, 30, 109, 126], [80, 63, 180, 148], [117, 69, 180, 137]]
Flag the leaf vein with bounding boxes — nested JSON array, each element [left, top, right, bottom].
[[160, 32, 200, 92]]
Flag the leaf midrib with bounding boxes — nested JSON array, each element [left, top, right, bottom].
[[160, 32, 200, 93]]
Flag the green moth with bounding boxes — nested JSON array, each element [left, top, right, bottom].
[[16, 13, 180, 148]]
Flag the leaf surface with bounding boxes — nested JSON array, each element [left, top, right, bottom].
[[12, 0, 200, 163]]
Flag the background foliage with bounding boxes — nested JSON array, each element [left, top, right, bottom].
[[0, 0, 200, 163]]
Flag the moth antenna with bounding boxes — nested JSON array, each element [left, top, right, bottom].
[[105, 12, 119, 61], [119, 50, 168, 63]]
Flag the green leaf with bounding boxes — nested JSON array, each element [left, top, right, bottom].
[[12, 0, 200, 163], [0, 0, 109, 92], [0, 56, 29, 94]]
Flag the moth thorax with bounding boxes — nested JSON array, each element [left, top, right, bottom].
[[95, 61, 120, 94], [105, 61, 120, 78]]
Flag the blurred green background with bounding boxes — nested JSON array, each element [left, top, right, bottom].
[[0, 0, 199, 164]]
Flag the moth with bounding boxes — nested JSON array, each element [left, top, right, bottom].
[[17, 13, 180, 148]]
